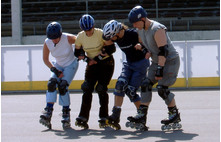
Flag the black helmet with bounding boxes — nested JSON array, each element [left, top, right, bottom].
[[46, 22, 62, 39], [128, 5, 147, 23]]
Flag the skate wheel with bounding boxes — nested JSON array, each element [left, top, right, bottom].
[[125, 122, 130, 127], [177, 123, 182, 129], [167, 125, 172, 130], [172, 123, 177, 129], [161, 125, 167, 131]]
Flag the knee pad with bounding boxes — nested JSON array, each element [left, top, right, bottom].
[[115, 78, 128, 94], [58, 80, 69, 96], [47, 78, 57, 92], [95, 83, 107, 94], [141, 78, 153, 93], [157, 85, 174, 105], [125, 85, 140, 102], [81, 81, 93, 93]]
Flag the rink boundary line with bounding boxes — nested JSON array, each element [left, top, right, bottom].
[[1, 77, 220, 91]]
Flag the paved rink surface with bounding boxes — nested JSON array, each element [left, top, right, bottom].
[[2, 90, 220, 142]]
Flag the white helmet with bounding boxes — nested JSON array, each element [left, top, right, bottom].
[[102, 20, 122, 40]]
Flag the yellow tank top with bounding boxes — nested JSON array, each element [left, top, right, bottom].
[[75, 28, 105, 59]]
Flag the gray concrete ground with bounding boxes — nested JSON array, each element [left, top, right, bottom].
[[1, 90, 220, 142]]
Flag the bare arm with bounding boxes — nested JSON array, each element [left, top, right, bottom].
[[43, 42, 53, 69], [67, 34, 76, 44], [154, 28, 167, 66]]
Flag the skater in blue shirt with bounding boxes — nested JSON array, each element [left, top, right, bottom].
[[102, 20, 150, 130]]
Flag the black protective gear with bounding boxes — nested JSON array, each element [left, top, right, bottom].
[[47, 78, 57, 92], [95, 83, 107, 94], [115, 78, 128, 94], [50, 67, 62, 77], [93, 54, 106, 63], [74, 48, 85, 57], [125, 85, 140, 102], [81, 81, 94, 93], [58, 80, 69, 96], [141, 78, 153, 92], [158, 45, 168, 57], [157, 85, 170, 100], [103, 44, 116, 55], [155, 65, 164, 77]]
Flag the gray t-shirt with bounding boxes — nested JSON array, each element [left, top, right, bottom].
[[137, 20, 179, 63]]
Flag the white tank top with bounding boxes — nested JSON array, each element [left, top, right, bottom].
[[45, 33, 76, 67]]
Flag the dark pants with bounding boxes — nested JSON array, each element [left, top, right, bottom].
[[78, 56, 114, 121]]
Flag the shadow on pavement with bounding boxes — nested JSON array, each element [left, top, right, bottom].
[[42, 127, 198, 141]]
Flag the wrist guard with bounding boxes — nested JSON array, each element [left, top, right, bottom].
[[50, 67, 62, 77], [155, 65, 164, 77], [141, 44, 149, 55], [93, 54, 105, 63], [83, 56, 90, 63]]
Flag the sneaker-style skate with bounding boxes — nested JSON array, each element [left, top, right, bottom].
[[39, 107, 53, 129], [161, 107, 182, 131], [108, 107, 121, 130], [61, 108, 71, 129], [98, 118, 109, 128], [125, 105, 148, 131], [75, 117, 89, 129]]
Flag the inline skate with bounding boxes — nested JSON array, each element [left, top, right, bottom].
[[161, 106, 182, 131], [108, 107, 121, 130], [75, 117, 89, 129], [39, 107, 53, 129], [98, 118, 109, 128], [125, 105, 148, 131], [61, 108, 71, 129]]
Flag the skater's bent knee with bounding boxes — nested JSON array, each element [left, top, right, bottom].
[[58, 80, 69, 96], [48, 78, 57, 92], [95, 83, 107, 94], [81, 81, 93, 93], [157, 85, 174, 105], [114, 78, 128, 95], [141, 78, 153, 93], [125, 85, 140, 102]]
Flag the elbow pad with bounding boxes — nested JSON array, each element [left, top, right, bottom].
[[158, 45, 168, 57], [103, 44, 116, 55], [74, 48, 85, 58]]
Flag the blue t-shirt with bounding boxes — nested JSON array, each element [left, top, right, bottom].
[[114, 29, 145, 62]]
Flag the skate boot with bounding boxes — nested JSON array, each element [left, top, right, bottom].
[[39, 107, 53, 129], [98, 118, 109, 128], [161, 106, 182, 131], [126, 105, 148, 131], [61, 108, 71, 129], [108, 107, 121, 130], [75, 116, 89, 129]]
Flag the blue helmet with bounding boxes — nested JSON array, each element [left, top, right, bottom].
[[128, 5, 147, 23], [79, 14, 94, 31], [46, 22, 62, 39]]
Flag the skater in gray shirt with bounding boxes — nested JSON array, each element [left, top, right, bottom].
[[126, 5, 182, 131]]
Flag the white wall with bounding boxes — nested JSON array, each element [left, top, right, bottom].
[[1, 31, 219, 45], [1, 40, 220, 83]]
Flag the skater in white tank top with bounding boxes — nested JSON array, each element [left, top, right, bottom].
[[39, 22, 79, 129]]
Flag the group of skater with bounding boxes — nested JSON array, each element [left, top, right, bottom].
[[39, 5, 182, 131]]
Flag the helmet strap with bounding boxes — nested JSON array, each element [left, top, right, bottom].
[[141, 19, 146, 29]]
